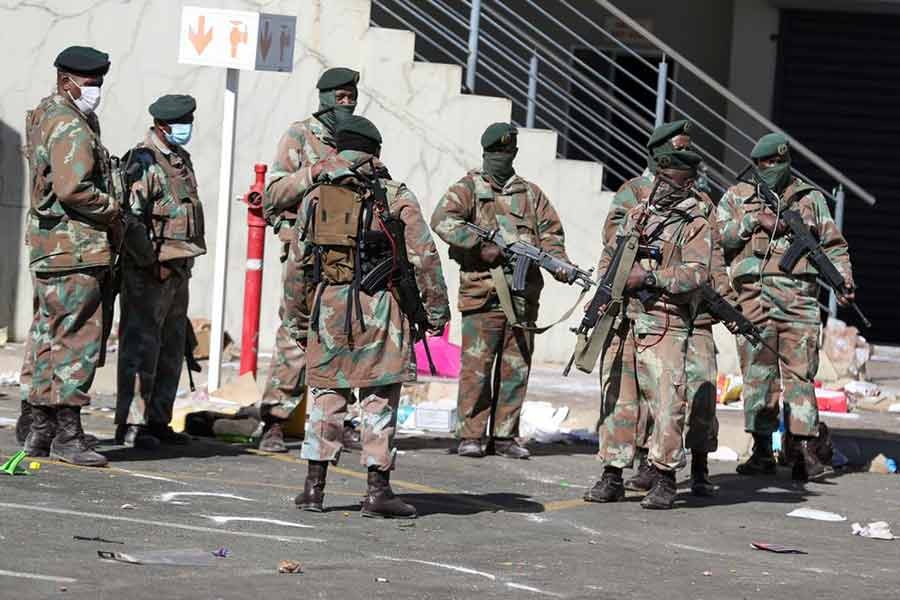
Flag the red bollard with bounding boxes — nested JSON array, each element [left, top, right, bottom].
[[239, 163, 268, 377]]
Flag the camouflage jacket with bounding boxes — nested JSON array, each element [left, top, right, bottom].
[[128, 129, 206, 266], [301, 150, 451, 388], [601, 194, 711, 335], [718, 179, 853, 324], [25, 93, 119, 272], [430, 170, 569, 319], [264, 116, 334, 244]]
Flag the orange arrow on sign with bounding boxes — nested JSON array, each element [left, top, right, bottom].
[[189, 15, 213, 55], [259, 20, 272, 60]]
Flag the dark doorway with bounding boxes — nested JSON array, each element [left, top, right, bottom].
[[773, 10, 900, 343]]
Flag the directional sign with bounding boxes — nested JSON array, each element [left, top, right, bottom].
[[178, 6, 260, 70], [255, 13, 296, 72]]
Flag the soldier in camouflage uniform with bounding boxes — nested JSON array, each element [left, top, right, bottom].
[[601, 121, 729, 498], [296, 116, 450, 518], [114, 95, 206, 449], [584, 142, 712, 510], [431, 123, 571, 460], [22, 46, 120, 467], [719, 132, 855, 481], [258, 67, 358, 452]]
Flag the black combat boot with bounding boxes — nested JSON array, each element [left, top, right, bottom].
[[258, 417, 288, 453], [148, 423, 191, 445], [736, 434, 776, 475], [360, 467, 417, 519], [51, 406, 108, 467], [16, 401, 33, 445], [624, 448, 656, 491], [457, 438, 485, 458], [23, 404, 55, 457], [295, 461, 328, 512], [640, 467, 677, 510], [584, 467, 626, 503], [690, 451, 716, 497], [115, 424, 161, 450], [493, 438, 530, 459], [792, 437, 834, 482]]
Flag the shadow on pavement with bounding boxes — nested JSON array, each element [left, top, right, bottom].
[[674, 466, 841, 509], [99, 437, 251, 462]]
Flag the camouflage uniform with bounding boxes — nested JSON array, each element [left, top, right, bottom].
[[718, 179, 853, 437], [600, 175, 724, 458], [430, 170, 569, 440], [115, 128, 206, 427], [299, 151, 450, 469], [24, 93, 119, 408], [261, 116, 334, 419], [596, 194, 711, 471]]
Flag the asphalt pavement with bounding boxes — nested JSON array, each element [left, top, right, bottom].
[[2, 388, 900, 600]]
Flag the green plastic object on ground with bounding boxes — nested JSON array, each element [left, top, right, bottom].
[[1, 450, 30, 475]]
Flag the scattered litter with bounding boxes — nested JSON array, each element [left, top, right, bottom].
[[815, 388, 848, 413], [844, 381, 880, 398], [519, 401, 570, 443], [786, 508, 847, 522], [0, 371, 21, 386], [1, 451, 30, 476], [375, 577, 389, 583], [751, 542, 807, 554], [0, 417, 17, 426], [716, 374, 743, 404], [28, 462, 41, 471], [398, 522, 416, 529], [119, 504, 136, 510], [200, 515, 313, 529], [559, 481, 571, 488], [278, 559, 303, 574], [868, 453, 897, 474], [74, 535, 124, 545], [708, 446, 739, 462], [212, 547, 230, 558], [156, 491, 256, 503], [851, 521, 895, 540], [98, 548, 219, 567], [702, 571, 712, 577]]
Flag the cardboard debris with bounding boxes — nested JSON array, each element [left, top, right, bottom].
[[170, 373, 261, 433], [868, 453, 897, 474], [189, 318, 234, 360], [821, 317, 870, 380]]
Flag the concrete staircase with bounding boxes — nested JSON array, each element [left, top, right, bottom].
[[288, 0, 610, 363]]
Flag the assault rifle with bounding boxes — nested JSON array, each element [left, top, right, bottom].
[[350, 157, 437, 375], [699, 284, 790, 364], [739, 164, 871, 328], [463, 222, 595, 291], [562, 235, 662, 376]]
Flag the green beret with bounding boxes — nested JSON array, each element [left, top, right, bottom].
[[317, 67, 360, 91], [654, 148, 702, 171], [149, 94, 196, 122], [647, 119, 691, 151], [54, 46, 110, 76], [481, 122, 518, 149], [336, 115, 382, 144], [751, 132, 790, 160]]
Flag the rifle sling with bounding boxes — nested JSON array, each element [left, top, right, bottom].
[[574, 235, 640, 373], [490, 266, 587, 335]]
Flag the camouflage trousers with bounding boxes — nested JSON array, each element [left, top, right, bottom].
[[633, 325, 719, 453], [737, 319, 819, 437], [457, 306, 533, 440], [260, 240, 308, 420], [19, 292, 39, 403], [597, 320, 689, 471], [115, 264, 189, 426], [28, 268, 106, 407], [300, 384, 401, 470]]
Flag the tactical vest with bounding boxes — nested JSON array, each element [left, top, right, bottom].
[[146, 142, 206, 263]]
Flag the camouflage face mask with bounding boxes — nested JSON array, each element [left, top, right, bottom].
[[317, 90, 357, 133], [758, 161, 792, 194]]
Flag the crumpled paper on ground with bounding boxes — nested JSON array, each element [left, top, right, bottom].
[[851, 521, 895, 540], [786, 508, 847, 522]]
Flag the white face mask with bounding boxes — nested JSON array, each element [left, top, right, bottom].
[[67, 79, 102, 114]]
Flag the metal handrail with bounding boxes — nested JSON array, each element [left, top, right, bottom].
[[594, 0, 876, 206], [372, 0, 646, 179]]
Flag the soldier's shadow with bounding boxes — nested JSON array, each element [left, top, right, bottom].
[[100, 437, 251, 462], [327, 492, 545, 516], [673, 465, 841, 509]]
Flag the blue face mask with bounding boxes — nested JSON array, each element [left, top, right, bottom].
[[164, 123, 193, 146]]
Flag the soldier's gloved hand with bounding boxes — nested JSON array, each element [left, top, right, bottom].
[[625, 263, 647, 291], [479, 242, 503, 266], [552, 266, 571, 283], [756, 209, 787, 235], [837, 284, 855, 307]]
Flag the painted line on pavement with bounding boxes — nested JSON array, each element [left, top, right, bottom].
[[0, 502, 326, 544], [0, 569, 76, 583]]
